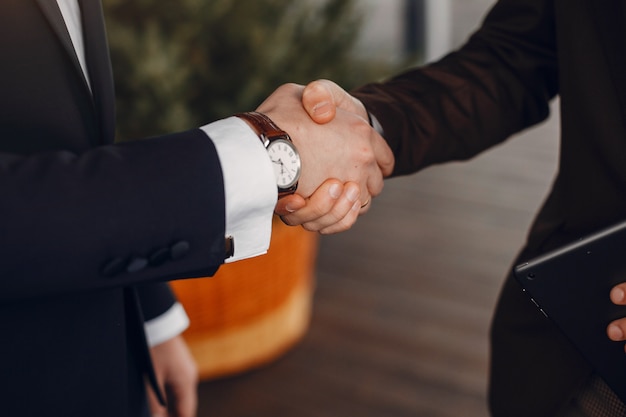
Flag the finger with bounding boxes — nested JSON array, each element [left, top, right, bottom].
[[611, 284, 626, 305], [281, 179, 347, 227], [318, 197, 363, 235], [372, 130, 395, 177], [275, 194, 306, 218], [146, 382, 168, 417], [166, 382, 197, 417], [301, 182, 361, 233], [607, 284, 626, 345], [358, 196, 372, 215], [365, 161, 386, 199], [608, 318, 626, 342]]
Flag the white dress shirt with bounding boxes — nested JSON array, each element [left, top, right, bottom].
[[56, 0, 276, 345]]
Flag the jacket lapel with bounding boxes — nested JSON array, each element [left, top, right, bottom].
[[35, 0, 93, 103], [35, 0, 115, 145], [589, 0, 626, 124]]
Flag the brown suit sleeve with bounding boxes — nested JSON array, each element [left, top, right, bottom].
[[352, 0, 559, 176]]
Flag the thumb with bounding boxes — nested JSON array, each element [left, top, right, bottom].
[[303, 79, 368, 124], [275, 194, 306, 218], [302, 79, 338, 124]]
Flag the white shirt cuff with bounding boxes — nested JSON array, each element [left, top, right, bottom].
[[200, 117, 277, 263], [144, 302, 190, 347]]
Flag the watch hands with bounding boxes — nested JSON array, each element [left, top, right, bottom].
[[272, 158, 287, 175]]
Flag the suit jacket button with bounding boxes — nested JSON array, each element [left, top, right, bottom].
[[170, 240, 190, 260], [149, 247, 170, 266], [102, 257, 126, 277], [126, 257, 148, 273]]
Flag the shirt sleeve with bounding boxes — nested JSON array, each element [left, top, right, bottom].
[[200, 117, 277, 263], [144, 302, 190, 347]]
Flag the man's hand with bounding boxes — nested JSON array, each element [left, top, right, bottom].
[[607, 283, 626, 350], [275, 179, 363, 234], [257, 83, 393, 204], [302, 79, 394, 178], [147, 335, 198, 417]]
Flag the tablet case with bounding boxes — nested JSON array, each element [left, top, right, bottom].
[[514, 220, 626, 403]]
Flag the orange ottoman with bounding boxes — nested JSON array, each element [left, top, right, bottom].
[[170, 218, 318, 380]]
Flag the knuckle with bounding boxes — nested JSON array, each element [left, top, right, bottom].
[[280, 216, 295, 226], [311, 204, 330, 219], [331, 215, 357, 234], [308, 80, 326, 95], [370, 180, 384, 197], [302, 223, 319, 233]]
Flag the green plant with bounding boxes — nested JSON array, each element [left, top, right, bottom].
[[103, 0, 394, 141]]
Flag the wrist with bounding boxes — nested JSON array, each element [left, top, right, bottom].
[[236, 112, 301, 197]]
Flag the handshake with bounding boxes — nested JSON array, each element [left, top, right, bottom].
[[250, 80, 395, 234]]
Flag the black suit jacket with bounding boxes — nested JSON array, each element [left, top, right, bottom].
[[354, 0, 626, 415], [0, 1, 229, 415]]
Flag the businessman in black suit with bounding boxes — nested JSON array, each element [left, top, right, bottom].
[[291, 0, 626, 416], [0, 1, 393, 416]]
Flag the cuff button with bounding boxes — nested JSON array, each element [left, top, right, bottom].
[[170, 240, 190, 260], [102, 257, 126, 277], [126, 257, 148, 273], [149, 247, 170, 266]]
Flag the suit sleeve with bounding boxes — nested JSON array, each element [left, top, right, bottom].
[[352, 0, 559, 176], [136, 283, 177, 322], [137, 282, 190, 347], [0, 128, 228, 301]]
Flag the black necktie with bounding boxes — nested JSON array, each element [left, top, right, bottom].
[[77, 0, 116, 144]]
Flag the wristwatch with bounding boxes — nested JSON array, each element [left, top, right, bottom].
[[236, 111, 301, 197]]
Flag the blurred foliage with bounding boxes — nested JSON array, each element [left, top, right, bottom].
[[103, 0, 397, 141]]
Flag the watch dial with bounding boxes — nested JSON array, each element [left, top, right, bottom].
[[267, 139, 301, 188]]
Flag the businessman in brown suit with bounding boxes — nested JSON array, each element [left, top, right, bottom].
[[289, 0, 626, 415]]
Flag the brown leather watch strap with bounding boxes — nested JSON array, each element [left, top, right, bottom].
[[235, 111, 299, 197], [224, 236, 234, 260], [235, 112, 289, 144]]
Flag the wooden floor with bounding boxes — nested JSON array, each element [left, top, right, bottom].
[[197, 103, 560, 416]]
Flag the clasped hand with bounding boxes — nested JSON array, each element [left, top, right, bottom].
[[607, 284, 626, 349], [257, 81, 393, 234], [260, 82, 626, 358]]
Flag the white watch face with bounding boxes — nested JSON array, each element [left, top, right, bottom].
[[267, 138, 301, 189]]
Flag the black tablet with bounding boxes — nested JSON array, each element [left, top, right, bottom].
[[514, 220, 626, 403]]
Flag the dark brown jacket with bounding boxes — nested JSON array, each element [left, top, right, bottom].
[[354, 0, 626, 415]]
